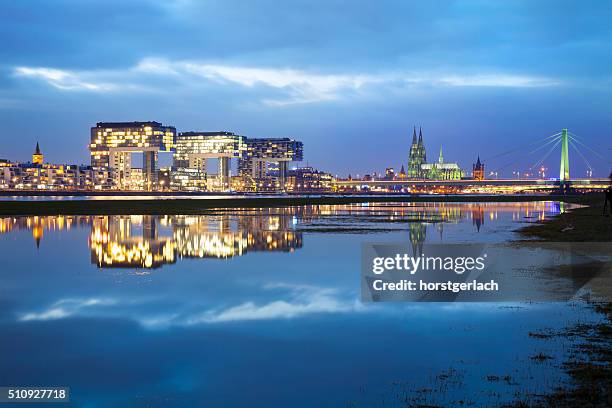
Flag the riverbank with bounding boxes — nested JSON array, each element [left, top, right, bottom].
[[518, 193, 612, 242], [507, 300, 612, 407], [514, 193, 611, 406], [0, 193, 594, 216]]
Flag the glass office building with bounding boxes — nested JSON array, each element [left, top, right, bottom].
[[238, 138, 304, 190], [172, 131, 246, 191], [89, 121, 176, 190]]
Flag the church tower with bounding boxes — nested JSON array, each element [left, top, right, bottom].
[[417, 127, 427, 164], [407, 126, 426, 178], [472, 156, 485, 180], [32, 142, 44, 165]]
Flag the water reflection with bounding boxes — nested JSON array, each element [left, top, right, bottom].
[[0, 200, 594, 408], [90, 214, 303, 268], [0, 201, 562, 269]]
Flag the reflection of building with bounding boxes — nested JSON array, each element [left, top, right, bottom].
[[89, 121, 177, 191], [472, 205, 485, 231], [1, 202, 558, 268], [407, 127, 464, 180], [89, 212, 304, 269], [409, 222, 426, 256], [89, 216, 176, 268], [0, 216, 91, 247]]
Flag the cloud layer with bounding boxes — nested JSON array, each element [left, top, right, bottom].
[[13, 58, 562, 106]]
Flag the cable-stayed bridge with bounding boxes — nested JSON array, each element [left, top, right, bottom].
[[334, 129, 612, 192]]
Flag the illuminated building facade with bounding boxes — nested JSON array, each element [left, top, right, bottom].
[[89, 121, 176, 190], [420, 146, 464, 180], [407, 127, 464, 180], [239, 138, 303, 191], [384, 167, 395, 180], [172, 133, 303, 192], [407, 127, 426, 178], [397, 165, 407, 179], [286, 167, 334, 192], [172, 131, 245, 191], [32, 142, 44, 165], [472, 156, 485, 180], [0, 160, 112, 190]]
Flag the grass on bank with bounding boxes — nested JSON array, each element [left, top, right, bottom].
[[518, 193, 612, 242]]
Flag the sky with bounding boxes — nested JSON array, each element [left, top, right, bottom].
[[1, 0, 611, 177]]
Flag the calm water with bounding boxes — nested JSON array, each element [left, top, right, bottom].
[[0, 202, 602, 407]]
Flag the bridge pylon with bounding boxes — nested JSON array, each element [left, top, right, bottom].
[[559, 128, 570, 185]]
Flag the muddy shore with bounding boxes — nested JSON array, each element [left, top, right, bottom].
[[513, 192, 611, 407]]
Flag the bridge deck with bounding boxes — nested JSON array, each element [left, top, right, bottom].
[[334, 178, 611, 187]]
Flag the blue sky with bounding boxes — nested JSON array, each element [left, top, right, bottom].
[[1, 0, 611, 176]]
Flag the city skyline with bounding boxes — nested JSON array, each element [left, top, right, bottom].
[[3, 123, 606, 181], [1, 1, 612, 176]]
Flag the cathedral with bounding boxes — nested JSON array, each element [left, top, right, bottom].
[[407, 127, 464, 180], [407, 127, 426, 178]]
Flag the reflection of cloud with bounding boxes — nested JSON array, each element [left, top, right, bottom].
[[17, 285, 362, 328], [12, 58, 562, 105], [16, 286, 532, 330], [20, 298, 116, 321], [187, 285, 360, 324]]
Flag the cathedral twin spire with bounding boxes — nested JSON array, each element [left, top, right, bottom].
[[408, 126, 427, 178], [411, 126, 424, 146], [407, 126, 465, 180]]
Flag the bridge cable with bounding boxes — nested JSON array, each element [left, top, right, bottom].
[[568, 135, 608, 162], [483, 132, 562, 162], [569, 140, 593, 172], [529, 139, 562, 171], [527, 134, 562, 156], [489, 134, 561, 174]]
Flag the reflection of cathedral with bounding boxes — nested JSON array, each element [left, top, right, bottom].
[[405, 203, 464, 252], [409, 223, 426, 256]]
